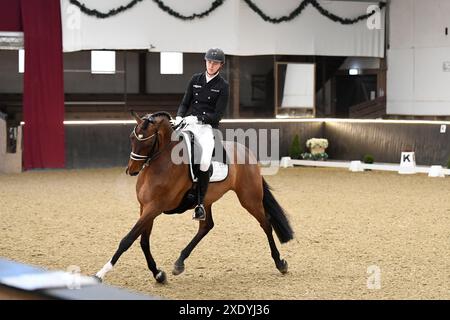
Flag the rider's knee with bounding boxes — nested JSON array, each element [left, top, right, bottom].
[[200, 163, 210, 172]]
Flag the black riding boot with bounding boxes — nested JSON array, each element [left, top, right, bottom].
[[193, 170, 210, 220]]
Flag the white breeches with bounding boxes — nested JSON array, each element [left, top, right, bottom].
[[183, 122, 214, 172]]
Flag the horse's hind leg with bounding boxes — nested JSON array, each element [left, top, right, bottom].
[[140, 219, 166, 283], [172, 205, 214, 276], [236, 191, 288, 274]]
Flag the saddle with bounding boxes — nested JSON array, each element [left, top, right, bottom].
[[163, 130, 230, 215], [181, 130, 229, 182]]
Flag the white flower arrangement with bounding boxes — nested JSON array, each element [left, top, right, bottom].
[[306, 138, 329, 149]]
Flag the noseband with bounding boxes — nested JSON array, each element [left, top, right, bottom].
[[130, 125, 159, 163]]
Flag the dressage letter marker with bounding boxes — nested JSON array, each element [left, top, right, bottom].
[[398, 152, 416, 174], [349, 160, 364, 172]]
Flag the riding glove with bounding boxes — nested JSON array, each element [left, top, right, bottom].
[[170, 116, 183, 126]]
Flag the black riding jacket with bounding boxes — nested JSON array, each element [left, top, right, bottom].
[[177, 72, 229, 128]]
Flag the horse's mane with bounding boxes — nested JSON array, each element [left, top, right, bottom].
[[149, 111, 172, 122]]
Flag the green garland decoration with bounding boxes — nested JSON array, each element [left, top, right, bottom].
[[244, 0, 386, 24], [243, 0, 309, 23], [69, 0, 386, 24], [69, 0, 225, 20], [152, 0, 225, 20], [69, 0, 144, 19], [309, 0, 386, 25]]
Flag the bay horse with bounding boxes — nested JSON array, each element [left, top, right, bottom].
[[95, 111, 294, 283]]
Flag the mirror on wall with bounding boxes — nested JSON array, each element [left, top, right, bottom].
[[275, 62, 315, 118]]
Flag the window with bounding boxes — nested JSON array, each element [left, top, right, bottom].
[[276, 63, 316, 118], [160, 52, 183, 74], [91, 51, 116, 74]]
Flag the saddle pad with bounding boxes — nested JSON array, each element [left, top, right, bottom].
[[208, 161, 229, 183]]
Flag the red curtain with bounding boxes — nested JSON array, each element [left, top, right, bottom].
[[21, 0, 65, 169], [0, 0, 23, 31]]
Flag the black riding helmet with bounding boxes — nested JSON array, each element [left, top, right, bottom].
[[204, 48, 225, 64]]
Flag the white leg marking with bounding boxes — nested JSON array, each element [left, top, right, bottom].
[[96, 261, 113, 279]]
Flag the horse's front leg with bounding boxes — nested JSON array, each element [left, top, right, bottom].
[[140, 218, 166, 283], [172, 205, 214, 276], [95, 205, 160, 282]]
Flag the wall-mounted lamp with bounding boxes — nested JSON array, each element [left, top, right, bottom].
[[349, 68, 359, 76]]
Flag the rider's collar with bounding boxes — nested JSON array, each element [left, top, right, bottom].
[[205, 71, 219, 83]]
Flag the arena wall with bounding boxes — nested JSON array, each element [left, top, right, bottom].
[[63, 120, 450, 169]]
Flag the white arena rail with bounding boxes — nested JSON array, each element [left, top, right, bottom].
[[276, 158, 450, 176]]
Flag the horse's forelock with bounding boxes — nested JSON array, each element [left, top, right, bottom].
[[141, 118, 150, 130], [139, 112, 171, 131]]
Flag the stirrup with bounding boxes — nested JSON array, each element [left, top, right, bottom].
[[193, 204, 206, 221]]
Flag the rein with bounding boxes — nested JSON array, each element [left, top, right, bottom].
[[143, 140, 178, 167]]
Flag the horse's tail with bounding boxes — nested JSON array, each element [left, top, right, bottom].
[[262, 178, 294, 243]]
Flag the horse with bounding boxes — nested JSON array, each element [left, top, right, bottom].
[[95, 111, 294, 283]]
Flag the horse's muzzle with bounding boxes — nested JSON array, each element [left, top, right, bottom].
[[126, 167, 139, 176]]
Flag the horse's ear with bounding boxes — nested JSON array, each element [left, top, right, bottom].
[[130, 110, 143, 125]]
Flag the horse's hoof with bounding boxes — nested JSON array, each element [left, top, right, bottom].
[[172, 263, 185, 276], [277, 259, 288, 274], [92, 275, 103, 283], [155, 270, 167, 284]]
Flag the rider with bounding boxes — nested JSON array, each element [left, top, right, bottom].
[[172, 48, 229, 220]]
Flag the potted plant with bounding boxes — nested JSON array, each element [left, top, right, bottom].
[[306, 138, 329, 155], [302, 138, 329, 161], [289, 134, 302, 159], [363, 154, 374, 164]]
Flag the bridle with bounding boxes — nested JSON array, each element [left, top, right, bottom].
[[130, 126, 159, 162], [129, 114, 178, 167], [129, 120, 163, 166]]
